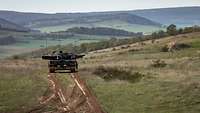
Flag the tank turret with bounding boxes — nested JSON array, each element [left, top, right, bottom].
[[42, 51, 85, 73]]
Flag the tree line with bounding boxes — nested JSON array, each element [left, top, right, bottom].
[[66, 27, 143, 36], [150, 24, 200, 39]]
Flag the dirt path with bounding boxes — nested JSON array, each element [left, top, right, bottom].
[[27, 73, 105, 113]]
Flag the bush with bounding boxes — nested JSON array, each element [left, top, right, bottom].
[[151, 59, 167, 68], [161, 43, 191, 52], [10, 55, 26, 60], [167, 24, 177, 36], [93, 66, 144, 83], [161, 45, 169, 52], [175, 43, 191, 50]]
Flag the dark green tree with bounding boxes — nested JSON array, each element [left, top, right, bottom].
[[167, 24, 177, 36], [183, 27, 193, 33], [151, 30, 166, 39], [178, 28, 183, 34]]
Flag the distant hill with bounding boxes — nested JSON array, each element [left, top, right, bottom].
[[0, 7, 199, 32], [0, 11, 161, 28], [0, 18, 30, 32], [0, 36, 17, 45], [0, 11, 56, 25], [131, 7, 200, 27], [34, 13, 161, 28]]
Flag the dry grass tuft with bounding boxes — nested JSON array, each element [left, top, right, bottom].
[[93, 66, 145, 83], [151, 59, 167, 68]]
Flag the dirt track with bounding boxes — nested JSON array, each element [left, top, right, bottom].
[[28, 73, 105, 113]]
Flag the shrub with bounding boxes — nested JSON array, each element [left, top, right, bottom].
[[161, 45, 169, 52], [112, 47, 117, 51], [161, 43, 191, 52], [93, 66, 144, 83], [128, 48, 141, 52], [167, 24, 177, 36], [11, 55, 26, 60], [151, 59, 167, 68], [175, 43, 191, 50]]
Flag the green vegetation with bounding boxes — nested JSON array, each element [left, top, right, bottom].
[[36, 22, 163, 33], [190, 40, 200, 48], [161, 43, 191, 52], [150, 24, 200, 39], [0, 34, 111, 59], [92, 20, 163, 33], [1, 31, 200, 113], [66, 27, 142, 36], [0, 7, 200, 112], [93, 66, 145, 83], [0, 25, 146, 58], [167, 24, 177, 35], [18, 37, 147, 58], [84, 32, 200, 113], [0, 60, 48, 112], [20, 25, 200, 59]]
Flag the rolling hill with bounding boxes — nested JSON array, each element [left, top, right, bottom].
[[0, 10, 162, 33], [0, 7, 199, 31], [0, 6, 200, 113], [35, 6, 200, 31], [0, 11, 161, 27], [0, 18, 30, 32], [131, 7, 200, 27]]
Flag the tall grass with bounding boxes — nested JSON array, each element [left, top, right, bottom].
[[93, 66, 145, 83], [0, 60, 48, 112]]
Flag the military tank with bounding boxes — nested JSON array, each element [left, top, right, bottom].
[[42, 51, 85, 73]]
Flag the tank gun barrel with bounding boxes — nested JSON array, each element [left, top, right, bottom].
[[42, 53, 85, 60], [75, 54, 85, 59], [42, 55, 60, 60]]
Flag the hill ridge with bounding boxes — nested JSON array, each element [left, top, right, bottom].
[[0, 10, 161, 28], [0, 18, 30, 32]]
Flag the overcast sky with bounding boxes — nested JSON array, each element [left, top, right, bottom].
[[0, 0, 200, 13]]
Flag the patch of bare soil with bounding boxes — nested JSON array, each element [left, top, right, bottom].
[[27, 74, 102, 113]]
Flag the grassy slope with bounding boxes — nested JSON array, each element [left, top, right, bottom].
[[0, 32, 200, 113], [80, 32, 200, 113]]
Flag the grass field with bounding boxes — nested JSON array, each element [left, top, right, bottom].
[[0, 32, 200, 113], [36, 20, 164, 34], [0, 34, 112, 59]]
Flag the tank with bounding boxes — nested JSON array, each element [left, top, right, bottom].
[[42, 51, 85, 73]]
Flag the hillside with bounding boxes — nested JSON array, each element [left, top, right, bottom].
[[0, 32, 200, 113], [131, 7, 200, 27], [0, 10, 162, 33], [0, 7, 199, 32], [0, 18, 30, 32], [0, 11, 160, 27], [0, 36, 17, 45], [30, 13, 161, 28]]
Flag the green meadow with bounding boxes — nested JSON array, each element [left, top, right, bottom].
[[0, 32, 200, 113], [36, 20, 164, 34]]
